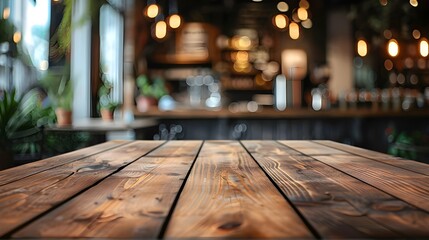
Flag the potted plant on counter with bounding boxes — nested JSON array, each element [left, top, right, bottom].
[[136, 74, 168, 112], [98, 79, 119, 121], [41, 66, 73, 126]]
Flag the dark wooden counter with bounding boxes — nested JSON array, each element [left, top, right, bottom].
[[134, 107, 429, 119], [46, 118, 158, 132], [1, 140, 428, 238]]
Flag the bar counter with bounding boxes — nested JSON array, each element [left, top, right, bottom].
[[1, 140, 428, 238], [135, 107, 429, 119]]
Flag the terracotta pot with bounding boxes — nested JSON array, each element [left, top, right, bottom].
[[136, 96, 157, 112], [55, 108, 72, 126], [100, 108, 114, 121]]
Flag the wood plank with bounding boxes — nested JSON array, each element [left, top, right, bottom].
[[164, 141, 313, 238], [313, 154, 429, 213], [14, 141, 201, 238], [147, 140, 202, 157], [196, 140, 248, 157], [0, 140, 129, 186], [315, 140, 429, 176], [241, 140, 301, 155], [0, 141, 163, 237], [279, 140, 347, 155], [314, 140, 396, 159], [247, 142, 429, 238]]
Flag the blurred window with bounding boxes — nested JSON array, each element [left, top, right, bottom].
[[100, 1, 124, 104]]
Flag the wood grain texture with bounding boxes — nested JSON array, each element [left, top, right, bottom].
[[314, 140, 429, 176], [0, 141, 163, 237], [241, 140, 301, 155], [279, 140, 347, 155], [14, 145, 200, 238], [147, 140, 202, 157], [0, 140, 129, 186], [164, 141, 313, 238], [313, 154, 429, 213], [250, 147, 429, 238]]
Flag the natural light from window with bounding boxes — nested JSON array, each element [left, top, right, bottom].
[[23, 0, 50, 71]]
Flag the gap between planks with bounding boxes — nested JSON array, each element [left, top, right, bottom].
[[164, 141, 314, 239], [313, 140, 429, 176], [13, 141, 204, 238], [243, 141, 429, 238], [0, 140, 131, 187], [2, 141, 166, 238], [277, 141, 429, 215]]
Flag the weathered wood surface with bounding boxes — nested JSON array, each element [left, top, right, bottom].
[[315, 140, 429, 176], [279, 140, 347, 155], [313, 154, 429, 213], [164, 141, 313, 238], [14, 141, 202, 238], [0, 141, 163, 237], [241, 140, 301, 155], [245, 141, 429, 238], [0, 140, 129, 186], [0, 140, 428, 239], [147, 140, 202, 157]]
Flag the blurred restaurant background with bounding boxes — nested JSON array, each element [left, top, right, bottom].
[[1, 0, 429, 168]]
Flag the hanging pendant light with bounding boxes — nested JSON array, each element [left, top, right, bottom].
[[145, 0, 160, 19], [289, 22, 300, 40], [357, 39, 368, 57], [420, 38, 428, 57], [387, 39, 399, 57], [167, 0, 182, 29]]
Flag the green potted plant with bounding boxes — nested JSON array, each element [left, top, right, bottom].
[[0, 90, 39, 169], [136, 75, 168, 112], [98, 79, 119, 121], [41, 66, 73, 126]]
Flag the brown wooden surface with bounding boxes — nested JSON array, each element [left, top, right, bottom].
[[245, 141, 429, 238], [0, 140, 128, 186], [315, 140, 429, 176], [241, 140, 301, 155], [0, 140, 428, 239], [0, 141, 163, 237], [313, 154, 429, 212], [279, 140, 347, 155], [164, 141, 313, 238], [14, 141, 202, 238]]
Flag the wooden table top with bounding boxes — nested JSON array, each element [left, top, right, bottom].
[[1, 140, 428, 239]]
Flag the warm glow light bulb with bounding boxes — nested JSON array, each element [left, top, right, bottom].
[[277, 2, 289, 12], [357, 40, 368, 57], [413, 29, 421, 39], [289, 22, 300, 40], [299, 0, 310, 9], [297, 8, 308, 21], [301, 19, 312, 29], [3, 7, 10, 19], [420, 38, 429, 57], [236, 51, 249, 62], [146, 4, 159, 18], [387, 39, 399, 57], [13, 32, 21, 43], [238, 36, 251, 49], [168, 14, 181, 29], [410, 0, 418, 7], [274, 14, 288, 29], [155, 20, 167, 39]]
